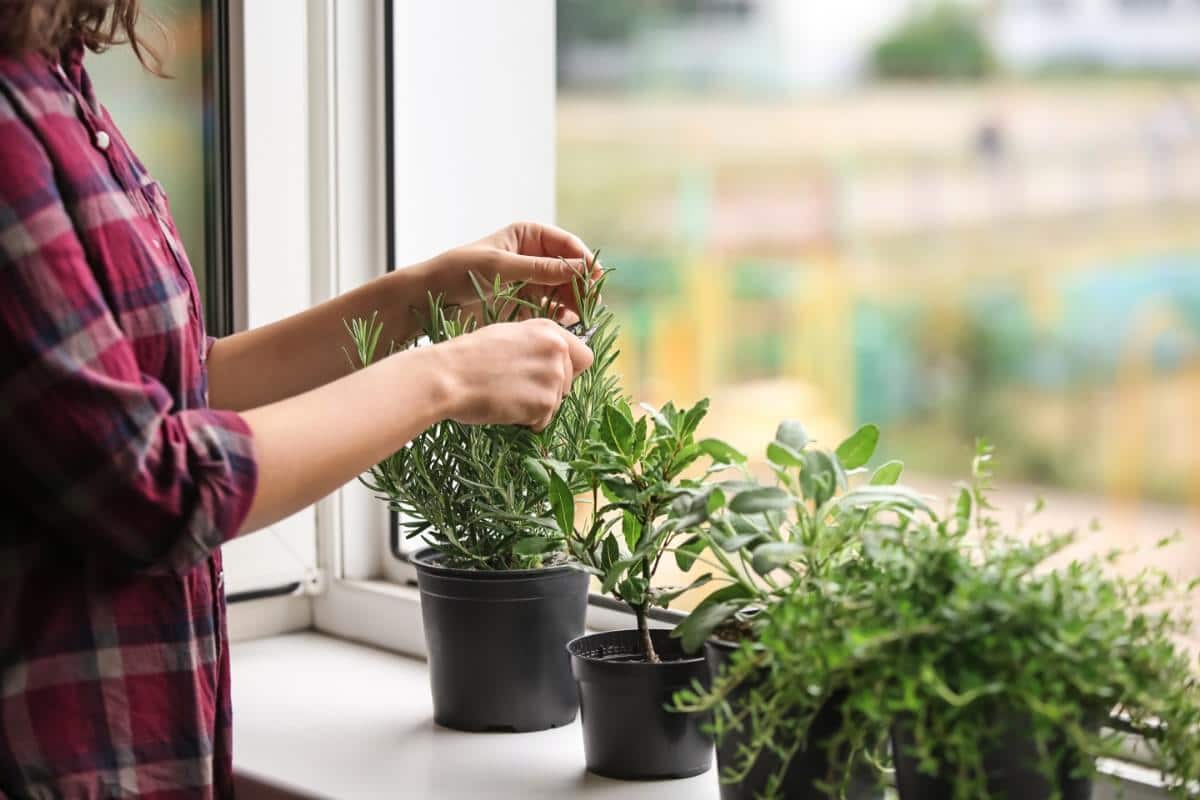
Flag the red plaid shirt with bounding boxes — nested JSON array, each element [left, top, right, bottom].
[[0, 41, 257, 799]]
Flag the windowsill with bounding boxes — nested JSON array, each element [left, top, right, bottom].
[[232, 630, 1175, 800], [231, 632, 718, 799]]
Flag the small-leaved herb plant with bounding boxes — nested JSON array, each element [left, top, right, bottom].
[[346, 259, 619, 570], [543, 398, 745, 662], [677, 441, 1200, 800]]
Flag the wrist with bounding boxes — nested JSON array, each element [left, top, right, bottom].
[[407, 340, 461, 424], [358, 268, 423, 343]]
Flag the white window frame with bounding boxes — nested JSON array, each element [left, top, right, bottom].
[[220, 0, 319, 615]]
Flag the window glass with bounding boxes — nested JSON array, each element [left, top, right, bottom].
[[557, 1, 1200, 610], [87, 0, 214, 320]]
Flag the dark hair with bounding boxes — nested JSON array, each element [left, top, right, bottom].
[[0, 0, 166, 75]]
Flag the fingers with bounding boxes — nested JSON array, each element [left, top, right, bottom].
[[496, 252, 588, 286], [510, 221, 590, 261], [561, 326, 595, 377]]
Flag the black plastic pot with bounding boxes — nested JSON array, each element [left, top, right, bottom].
[[413, 548, 588, 732], [892, 720, 1093, 800], [568, 629, 713, 780], [705, 641, 880, 800]]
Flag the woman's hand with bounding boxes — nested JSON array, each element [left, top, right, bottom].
[[433, 318, 594, 431], [409, 221, 597, 310]]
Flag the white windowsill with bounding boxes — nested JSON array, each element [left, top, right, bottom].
[[231, 632, 718, 800], [232, 626, 1174, 800]]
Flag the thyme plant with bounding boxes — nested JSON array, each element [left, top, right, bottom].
[[346, 260, 619, 570], [543, 398, 744, 662], [677, 441, 1200, 800]]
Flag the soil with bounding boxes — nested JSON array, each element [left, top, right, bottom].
[[712, 618, 756, 644], [594, 651, 699, 665]]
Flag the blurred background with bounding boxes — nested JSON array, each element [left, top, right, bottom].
[[87, 0, 210, 303], [556, 0, 1200, 610]]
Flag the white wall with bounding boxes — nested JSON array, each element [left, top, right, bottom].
[[390, 0, 556, 266]]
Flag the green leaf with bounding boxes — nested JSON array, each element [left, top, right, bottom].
[[694, 582, 756, 611], [767, 441, 805, 468], [706, 487, 726, 513], [675, 535, 707, 571], [601, 403, 635, 456], [600, 478, 638, 502], [632, 415, 648, 458], [801, 449, 838, 506], [955, 487, 972, 530], [714, 531, 763, 552], [639, 402, 673, 433], [729, 487, 793, 514], [775, 419, 810, 451], [618, 575, 649, 605], [751, 542, 805, 574], [835, 424, 880, 469], [622, 511, 642, 550], [523, 457, 550, 488], [673, 601, 740, 653], [670, 492, 711, 530], [870, 460, 904, 485], [654, 573, 712, 607], [602, 535, 620, 570], [548, 472, 574, 536], [513, 536, 559, 556], [698, 438, 747, 464], [681, 398, 711, 438], [601, 563, 625, 595], [833, 486, 932, 517], [667, 442, 703, 475]]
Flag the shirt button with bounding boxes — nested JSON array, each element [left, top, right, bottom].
[[95, 130, 110, 151]]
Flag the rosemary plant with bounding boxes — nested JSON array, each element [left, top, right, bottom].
[[676, 441, 1200, 800], [346, 260, 619, 570]]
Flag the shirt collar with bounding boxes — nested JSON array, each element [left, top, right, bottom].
[[59, 34, 86, 87]]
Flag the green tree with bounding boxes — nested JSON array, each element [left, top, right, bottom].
[[872, 3, 995, 81]]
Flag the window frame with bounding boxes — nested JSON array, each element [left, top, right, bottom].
[[201, 0, 236, 337]]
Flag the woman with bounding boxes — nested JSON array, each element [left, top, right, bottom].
[[0, 2, 594, 797]]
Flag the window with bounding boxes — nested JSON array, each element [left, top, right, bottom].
[[555, 2, 1200, 621], [88, 0, 234, 336], [88, 0, 319, 601]]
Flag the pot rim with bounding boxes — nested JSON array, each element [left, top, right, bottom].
[[411, 546, 581, 580], [705, 637, 743, 653], [566, 629, 707, 667]]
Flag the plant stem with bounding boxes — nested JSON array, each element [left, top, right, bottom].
[[636, 604, 661, 664]]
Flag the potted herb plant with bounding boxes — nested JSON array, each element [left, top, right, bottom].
[[672, 420, 929, 800], [679, 440, 1200, 800], [542, 397, 745, 779], [346, 264, 619, 733]]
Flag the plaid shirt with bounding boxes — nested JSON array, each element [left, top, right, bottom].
[[0, 41, 257, 800]]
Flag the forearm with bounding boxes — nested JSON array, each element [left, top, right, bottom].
[[207, 266, 434, 411], [237, 344, 451, 534]]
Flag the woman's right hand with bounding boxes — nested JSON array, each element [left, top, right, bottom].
[[434, 318, 594, 430]]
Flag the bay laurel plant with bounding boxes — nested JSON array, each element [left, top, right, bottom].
[[345, 259, 619, 570], [677, 441, 1200, 800], [542, 398, 747, 663]]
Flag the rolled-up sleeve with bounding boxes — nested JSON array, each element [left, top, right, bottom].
[[0, 94, 257, 575]]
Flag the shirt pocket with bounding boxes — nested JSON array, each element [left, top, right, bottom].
[[82, 181, 195, 374]]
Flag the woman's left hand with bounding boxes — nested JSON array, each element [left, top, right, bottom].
[[409, 221, 598, 312]]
